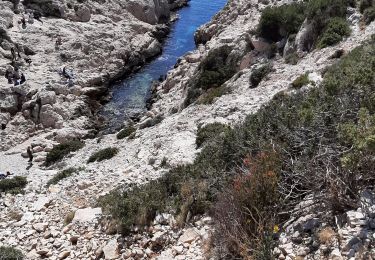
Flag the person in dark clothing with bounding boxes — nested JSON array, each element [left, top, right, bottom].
[[5, 70, 13, 84], [21, 15, 27, 29], [0, 172, 11, 179], [11, 47, 16, 61], [13, 67, 21, 86], [25, 57, 32, 65], [20, 73, 26, 84], [27, 146, 33, 162]]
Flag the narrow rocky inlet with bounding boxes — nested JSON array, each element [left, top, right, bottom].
[[0, 0, 375, 259]]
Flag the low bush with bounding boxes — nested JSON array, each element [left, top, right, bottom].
[[257, 3, 306, 42], [317, 17, 351, 48], [284, 52, 299, 65], [292, 73, 310, 88], [0, 176, 27, 194], [64, 211, 75, 225], [46, 167, 82, 187], [214, 152, 281, 259], [117, 125, 136, 140], [250, 64, 272, 88], [98, 39, 375, 256], [185, 45, 237, 106], [364, 7, 375, 24], [0, 246, 24, 260], [197, 45, 236, 91], [359, 0, 374, 13], [197, 86, 228, 105], [306, 0, 348, 31], [196, 122, 231, 148], [87, 147, 119, 163], [45, 140, 84, 166]]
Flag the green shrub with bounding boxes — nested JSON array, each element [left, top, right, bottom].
[[250, 64, 272, 88], [317, 17, 351, 48], [98, 39, 375, 255], [46, 167, 82, 187], [64, 211, 75, 225], [197, 45, 235, 90], [87, 147, 119, 163], [292, 73, 310, 88], [359, 0, 374, 13], [0, 176, 27, 194], [284, 52, 300, 65], [0, 246, 24, 260], [307, 0, 348, 30], [117, 125, 136, 140], [196, 122, 230, 148], [214, 152, 280, 259], [364, 7, 375, 24], [185, 45, 237, 106], [197, 86, 228, 105], [46, 140, 84, 166], [257, 3, 306, 42], [98, 178, 169, 234]]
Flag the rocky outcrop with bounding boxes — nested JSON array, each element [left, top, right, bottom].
[[0, 0, 188, 151]]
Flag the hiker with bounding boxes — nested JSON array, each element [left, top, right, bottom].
[[21, 15, 27, 29], [13, 67, 21, 86], [5, 69, 13, 84], [25, 57, 32, 65], [55, 36, 62, 50], [27, 146, 33, 163], [11, 47, 16, 61], [20, 73, 26, 84], [62, 66, 73, 79], [0, 171, 11, 179]]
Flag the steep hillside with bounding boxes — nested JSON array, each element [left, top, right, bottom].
[[0, 0, 374, 259]]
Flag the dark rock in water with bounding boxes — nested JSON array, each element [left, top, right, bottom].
[[152, 25, 170, 42]]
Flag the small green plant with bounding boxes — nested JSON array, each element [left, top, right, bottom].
[[87, 147, 119, 163], [0, 246, 24, 260], [64, 211, 75, 225], [250, 64, 272, 88], [257, 3, 306, 42], [45, 140, 84, 166], [117, 125, 136, 140], [317, 17, 351, 48], [284, 52, 299, 65], [46, 167, 82, 187], [0, 176, 27, 194], [196, 122, 231, 148], [364, 7, 375, 24], [185, 45, 237, 106], [197, 86, 228, 105], [307, 0, 348, 30], [292, 73, 310, 88], [359, 0, 374, 13]]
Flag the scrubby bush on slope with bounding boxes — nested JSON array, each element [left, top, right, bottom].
[[46, 140, 84, 166], [99, 38, 375, 257]]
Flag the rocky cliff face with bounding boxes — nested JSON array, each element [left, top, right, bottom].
[[0, 0, 374, 259], [0, 0, 186, 152]]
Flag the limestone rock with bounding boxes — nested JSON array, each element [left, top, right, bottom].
[[33, 196, 51, 211], [178, 228, 199, 244], [103, 239, 119, 259], [73, 207, 102, 223]]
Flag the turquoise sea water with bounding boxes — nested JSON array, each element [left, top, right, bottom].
[[101, 0, 228, 131]]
